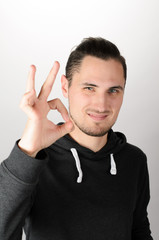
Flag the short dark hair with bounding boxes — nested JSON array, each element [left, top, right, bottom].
[[65, 37, 127, 86]]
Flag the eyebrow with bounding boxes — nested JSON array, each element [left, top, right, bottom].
[[81, 82, 124, 91], [109, 85, 124, 91], [81, 82, 99, 87]]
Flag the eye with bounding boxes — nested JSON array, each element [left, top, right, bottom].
[[108, 88, 119, 94], [84, 87, 94, 91]]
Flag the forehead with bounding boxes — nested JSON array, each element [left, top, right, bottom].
[[72, 56, 125, 86]]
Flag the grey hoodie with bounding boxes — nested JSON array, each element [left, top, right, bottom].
[[0, 129, 153, 239]]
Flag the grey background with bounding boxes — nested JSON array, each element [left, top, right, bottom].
[[0, 0, 158, 239]]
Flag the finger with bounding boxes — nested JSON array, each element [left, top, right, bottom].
[[20, 90, 36, 113], [26, 65, 36, 93], [38, 61, 60, 100], [56, 121, 74, 138], [48, 98, 70, 122]]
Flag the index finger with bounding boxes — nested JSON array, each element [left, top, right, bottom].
[[26, 65, 36, 93], [38, 61, 60, 100]]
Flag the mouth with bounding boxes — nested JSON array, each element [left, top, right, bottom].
[[87, 112, 108, 121]]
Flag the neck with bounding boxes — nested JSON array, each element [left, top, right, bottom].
[[69, 125, 108, 152]]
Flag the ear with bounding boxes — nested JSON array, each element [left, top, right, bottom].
[[61, 75, 69, 98]]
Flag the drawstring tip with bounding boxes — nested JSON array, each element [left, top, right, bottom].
[[77, 176, 82, 183], [110, 168, 117, 175], [110, 153, 117, 175]]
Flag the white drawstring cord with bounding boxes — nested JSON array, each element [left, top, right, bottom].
[[71, 149, 116, 182], [110, 153, 117, 175], [70, 148, 83, 183]]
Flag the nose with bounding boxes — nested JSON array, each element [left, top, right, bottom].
[[92, 93, 110, 112]]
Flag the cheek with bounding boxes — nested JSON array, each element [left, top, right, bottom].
[[69, 92, 91, 108], [114, 97, 123, 112], [111, 96, 123, 111]]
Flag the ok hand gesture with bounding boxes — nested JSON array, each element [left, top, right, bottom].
[[18, 62, 74, 157]]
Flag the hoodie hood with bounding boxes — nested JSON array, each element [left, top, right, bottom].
[[53, 128, 127, 159], [49, 127, 127, 183]]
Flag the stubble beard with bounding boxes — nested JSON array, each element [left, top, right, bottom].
[[70, 112, 114, 137]]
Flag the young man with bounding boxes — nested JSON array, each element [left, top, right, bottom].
[[0, 38, 153, 239]]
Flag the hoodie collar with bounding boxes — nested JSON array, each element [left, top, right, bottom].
[[52, 128, 127, 160], [50, 127, 127, 183]]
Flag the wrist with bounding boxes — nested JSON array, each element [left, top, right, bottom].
[[18, 140, 39, 158]]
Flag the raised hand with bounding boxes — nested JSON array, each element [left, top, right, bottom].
[[18, 61, 74, 157]]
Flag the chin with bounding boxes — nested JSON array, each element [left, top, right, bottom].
[[77, 124, 112, 137]]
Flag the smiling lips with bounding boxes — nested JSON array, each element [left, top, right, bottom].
[[87, 112, 109, 121]]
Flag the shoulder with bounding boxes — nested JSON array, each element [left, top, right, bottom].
[[120, 141, 148, 171], [124, 142, 146, 157], [112, 130, 147, 162]]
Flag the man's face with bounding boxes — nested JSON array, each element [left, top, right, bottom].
[[62, 56, 125, 137]]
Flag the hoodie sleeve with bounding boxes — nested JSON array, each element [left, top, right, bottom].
[[132, 157, 153, 240], [0, 141, 47, 240]]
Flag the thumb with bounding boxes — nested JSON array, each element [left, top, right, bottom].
[[57, 121, 74, 138]]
